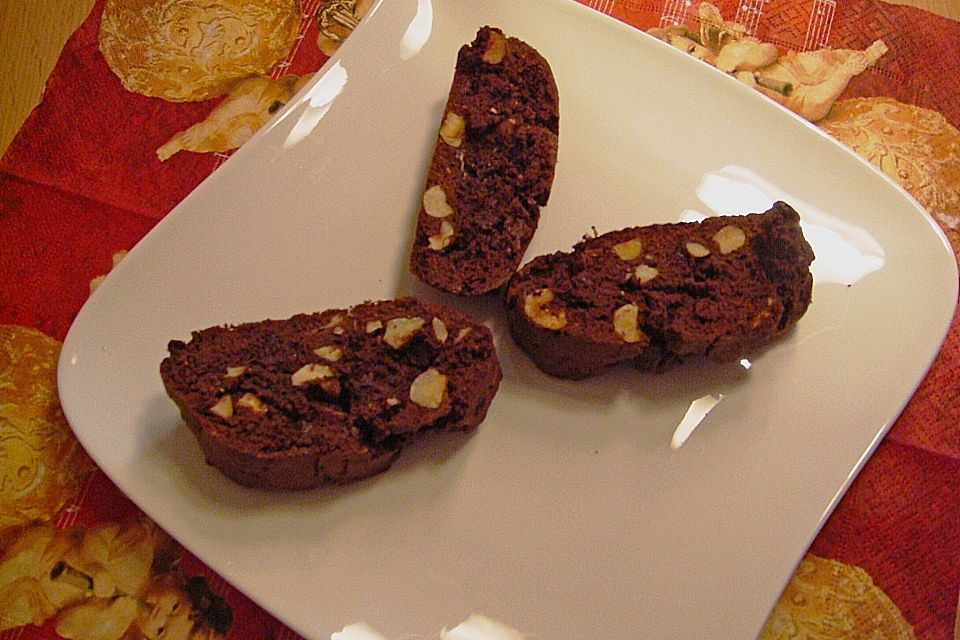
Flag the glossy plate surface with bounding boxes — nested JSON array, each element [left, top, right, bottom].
[[59, 1, 958, 638]]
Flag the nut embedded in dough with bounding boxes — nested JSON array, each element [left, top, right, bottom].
[[613, 304, 643, 343], [409, 368, 448, 409], [612, 238, 644, 261], [439, 111, 466, 148], [524, 289, 567, 330]]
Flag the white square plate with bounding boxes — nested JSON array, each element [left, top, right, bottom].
[[59, 1, 958, 638]]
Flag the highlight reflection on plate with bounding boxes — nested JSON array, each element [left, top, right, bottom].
[[58, 1, 957, 639]]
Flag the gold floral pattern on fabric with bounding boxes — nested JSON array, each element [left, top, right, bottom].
[[0, 519, 233, 638], [761, 554, 915, 640], [0, 326, 93, 540], [99, 0, 302, 102], [820, 97, 960, 248]]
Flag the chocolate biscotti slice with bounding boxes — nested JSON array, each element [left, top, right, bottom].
[[410, 26, 560, 295], [504, 202, 815, 379], [160, 298, 501, 489]]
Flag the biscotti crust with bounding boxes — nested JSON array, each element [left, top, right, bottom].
[[504, 202, 815, 379], [410, 26, 560, 295]]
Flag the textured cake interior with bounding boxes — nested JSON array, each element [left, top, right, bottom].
[[505, 202, 815, 378], [160, 298, 501, 488], [410, 26, 559, 295]]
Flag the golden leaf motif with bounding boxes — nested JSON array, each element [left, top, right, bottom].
[[0, 326, 93, 537], [820, 97, 960, 220], [99, 0, 302, 101], [761, 554, 915, 640]]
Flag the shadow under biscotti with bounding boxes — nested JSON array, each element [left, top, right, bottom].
[[146, 391, 479, 542]]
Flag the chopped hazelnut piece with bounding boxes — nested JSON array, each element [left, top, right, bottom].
[[386, 397, 401, 407], [423, 185, 454, 218], [428, 220, 456, 250], [482, 30, 507, 63], [291, 363, 334, 386], [524, 289, 567, 330], [237, 393, 268, 414], [634, 264, 659, 283], [384, 317, 426, 348], [751, 309, 773, 328], [713, 225, 746, 254], [439, 111, 466, 147], [366, 320, 383, 333], [313, 345, 342, 361], [612, 238, 644, 261], [613, 304, 643, 343], [432, 317, 449, 343], [225, 366, 247, 378], [686, 242, 711, 258], [409, 368, 448, 409], [209, 395, 234, 418]]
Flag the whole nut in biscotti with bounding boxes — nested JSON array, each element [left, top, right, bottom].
[[324, 314, 344, 328], [209, 395, 234, 418], [409, 368, 448, 409], [686, 242, 711, 258], [482, 29, 508, 63], [237, 393, 268, 413], [439, 112, 466, 147], [613, 304, 643, 343], [314, 346, 342, 361], [423, 185, 454, 218], [713, 225, 746, 254], [384, 317, 425, 348], [634, 264, 659, 283], [291, 363, 334, 386], [612, 238, 643, 261], [99, 0, 302, 101], [429, 221, 456, 251], [432, 318, 449, 343], [524, 289, 567, 330]]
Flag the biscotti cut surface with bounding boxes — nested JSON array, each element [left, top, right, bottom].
[[504, 202, 815, 379], [160, 298, 501, 489], [410, 26, 559, 295]]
